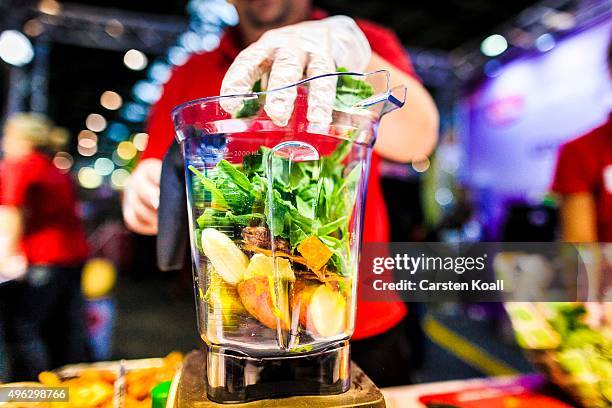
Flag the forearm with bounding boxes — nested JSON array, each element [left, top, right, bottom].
[[0, 205, 23, 257], [560, 193, 597, 242], [367, 52, 439, 162]]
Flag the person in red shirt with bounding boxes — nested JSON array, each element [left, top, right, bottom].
[[123, 0, 438, 386], [0, 113, 89, 380], [552, 115, 612, 243], [552, 41, 612, 243]]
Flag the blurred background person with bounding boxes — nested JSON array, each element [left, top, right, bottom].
[[0, 113, 90, 380], [551, 37, 611, 244], [122, 0, 438, 386]]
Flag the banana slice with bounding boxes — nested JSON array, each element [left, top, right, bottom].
[[201, 228, 248, 284]]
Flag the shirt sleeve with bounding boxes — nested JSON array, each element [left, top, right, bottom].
[[0, 160, 36, 206], [551, 136, 598, 195], [356, 19, 418, 80]]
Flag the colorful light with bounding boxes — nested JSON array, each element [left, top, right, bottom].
[[132, 133, 149, 151], [411, 157, 430, 173], [117, 141, 138, 161], [124, 49, 147, 71], [53, 152, 73, 172], [535, 33, 556, 52], [86, 114, 107, 132], [111, 168, 130, 189], [481, 34, 508, 57], [100, 91, 123, 110], [94, 157, 115, 176], [78, 167, 103, 189], [0, 30, 34, 66]]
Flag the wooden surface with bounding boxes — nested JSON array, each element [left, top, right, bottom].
[[171, 350, 385, 408]]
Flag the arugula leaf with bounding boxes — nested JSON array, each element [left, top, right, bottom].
[[189, 165, 228, 210], [334, 67, 375, 111], [217, 159, 253, 193], [235, 80, 262, 118]]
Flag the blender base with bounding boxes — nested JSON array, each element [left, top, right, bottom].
[[206, 341, 350, 403]]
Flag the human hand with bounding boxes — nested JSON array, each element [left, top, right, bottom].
[[220, 16, 371, 126], [0, 254, 27, 281], [122, 158, 162, 235]]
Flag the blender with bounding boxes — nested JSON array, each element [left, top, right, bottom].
[[171, 70, 406, 403]]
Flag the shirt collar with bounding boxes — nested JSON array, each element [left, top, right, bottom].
[[218, 8, 329, 62]]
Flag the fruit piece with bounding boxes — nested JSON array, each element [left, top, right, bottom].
[[244, 253, 295, 281], [308, 284, 347, 337], [291, 280, 319, 327], [206, 271, 246, 326], [237, 276, 290, 330], [292, 282, 346, 337], [201, 228, 248, 284], [297, 236, 333, 271]]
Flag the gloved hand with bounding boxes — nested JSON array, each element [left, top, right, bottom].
[[220, 16, 371, 126], [122, 158, 162, 235]]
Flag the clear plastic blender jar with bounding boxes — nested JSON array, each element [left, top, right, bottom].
[[172, 70, 406, 403]]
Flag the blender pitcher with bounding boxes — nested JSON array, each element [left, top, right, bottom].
[[172, 70, 406, 403]]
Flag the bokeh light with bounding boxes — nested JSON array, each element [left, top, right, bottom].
[[77, 143, 97, 157], [123, 49, 148, 71], [535, 33, 556, 52], [481, 34, 508, 57], [112, 150, 129, 166], [105, 19, 124, 38], [86, 113, 107, 132], [435, 188, 454, 206], [117, 141, 138, 161], [0, 30, 34, 66], [94, 157, 115, 176], [111, 168, 130, 189], [133, 133, 149, 151], [23, 19, 44, 37], [38, 0, 61, 15], [411, 157, 431, 173], [78, 167, 103, 189], [53, 152, 74, 172], [100, 91, 123, 110], [106, 122, 130, 142]]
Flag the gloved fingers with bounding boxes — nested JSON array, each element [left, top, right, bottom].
[[220, 43, 274, 115], [265, 47, 307, 126], [306, 52, 337, 124]]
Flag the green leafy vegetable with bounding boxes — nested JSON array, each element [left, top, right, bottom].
[[235, 80, 262, 118], [189, 70, 373, 275], [334, 67, 375, 111]]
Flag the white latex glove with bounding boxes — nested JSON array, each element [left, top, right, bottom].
[[220, 16, 371, 126], [122, 158, 162, 235]]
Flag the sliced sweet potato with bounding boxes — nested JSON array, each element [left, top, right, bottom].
[[297, 236, 333, 271]]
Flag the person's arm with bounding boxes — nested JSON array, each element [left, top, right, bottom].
[[367, 52, 439, 162], [0, 205, 22, 258], [551, 137, 598, 243], [123, 58, 193, 235], [559, 192, 598, 242]]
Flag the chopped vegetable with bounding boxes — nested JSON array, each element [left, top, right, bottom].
[[297, 236, 333, 271], [201, 228, 249, 284]]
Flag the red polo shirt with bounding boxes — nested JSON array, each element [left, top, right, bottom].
[[143, 11, 416, 339], [0, 151, 89, 265], [552, 114, 612, 242]]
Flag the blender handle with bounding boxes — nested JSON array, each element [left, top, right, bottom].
[[357, 84, 407, 116]]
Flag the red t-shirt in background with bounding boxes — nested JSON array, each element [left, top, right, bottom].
[[143, 10, 416, 339], [552, 114, 612, 242], [0, 151, 89, 265]]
